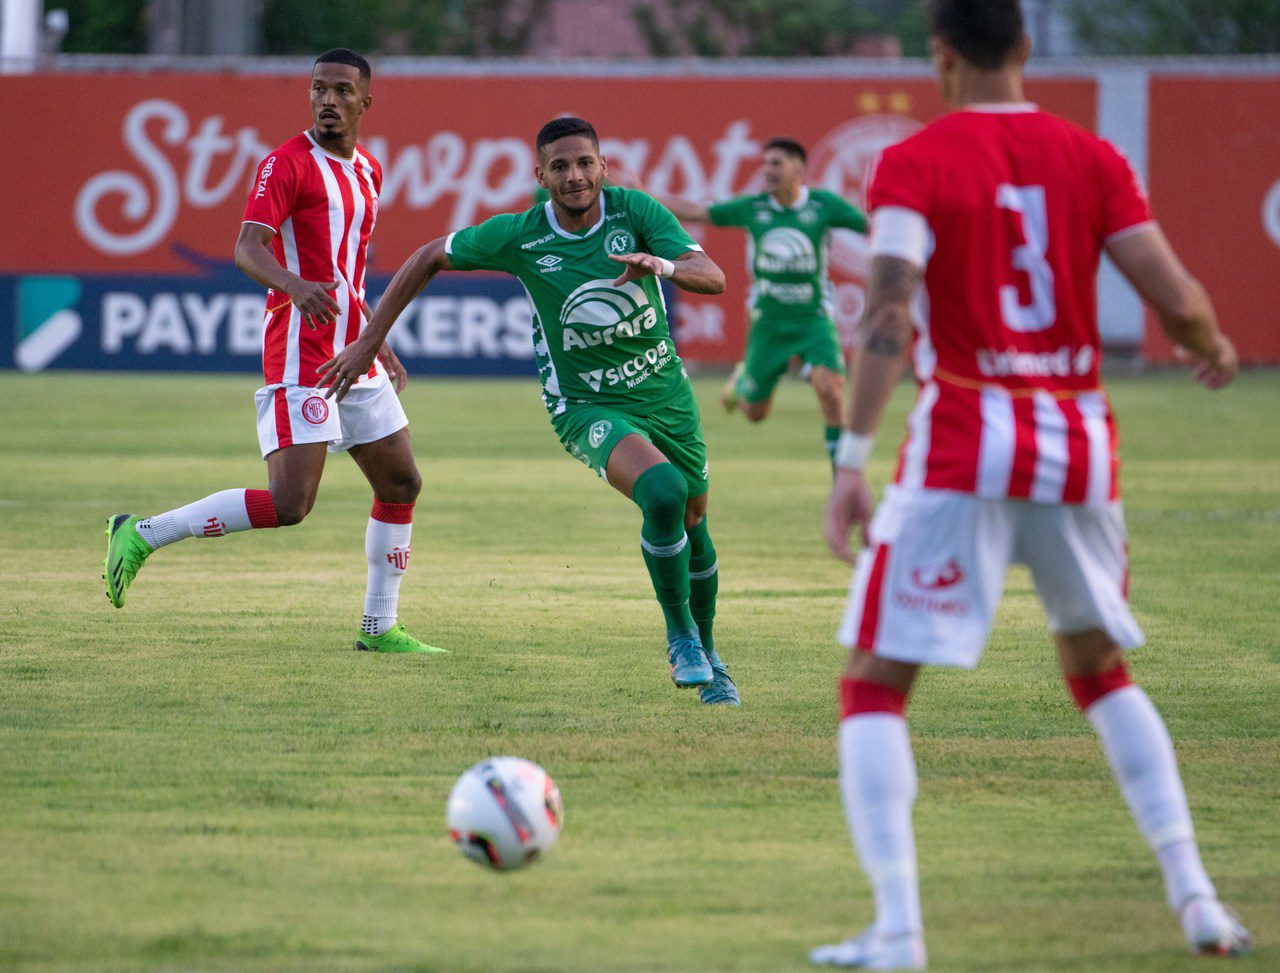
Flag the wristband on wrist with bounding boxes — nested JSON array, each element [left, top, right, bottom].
[[834, 431, 874, 471], [655, 257, 676, 279]]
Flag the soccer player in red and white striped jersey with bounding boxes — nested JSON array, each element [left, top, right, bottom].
[[813, 2, 1249, 967], [103, 49, 443, 655]]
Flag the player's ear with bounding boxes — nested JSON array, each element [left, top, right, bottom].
[[535, 163, 547, 188], [598, 155, 609, 179], [1013, 33, 1032, 68]]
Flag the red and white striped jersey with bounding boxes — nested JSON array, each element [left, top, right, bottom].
[[243, 132, 383, 388], [866, 106, 1152, 505]]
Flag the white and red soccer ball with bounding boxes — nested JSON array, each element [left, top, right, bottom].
[[446, 757, 563, 871]]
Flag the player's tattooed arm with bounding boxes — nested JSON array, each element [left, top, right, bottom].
[[825, 254, 921, 562], [235, 222, 339, 330], [318, 236, 454, 401], [850, 254, 920, 428], [609, 251, 725, 294]]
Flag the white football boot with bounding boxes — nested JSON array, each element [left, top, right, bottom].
[[1179, 896, 1252, 957], [809, 925, 926, 969]]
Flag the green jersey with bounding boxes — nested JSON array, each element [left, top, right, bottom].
[[707, 187, 868, 322], [447, 186, 702, 414]]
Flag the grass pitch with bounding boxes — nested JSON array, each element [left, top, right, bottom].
[[0, 371, 1277, 972]]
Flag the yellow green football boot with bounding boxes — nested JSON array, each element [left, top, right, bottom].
[[103, 514, 153, 608], [355, 623, 447, 654]]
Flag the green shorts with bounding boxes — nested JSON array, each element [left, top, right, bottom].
[[736, 315, 845, 403], [552, 381, 709, 497]]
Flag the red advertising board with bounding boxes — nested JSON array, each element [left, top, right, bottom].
[[7, 72, 1096, 363], [1146, 76, 1280, 365]]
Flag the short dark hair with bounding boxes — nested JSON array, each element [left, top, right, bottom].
[[314, 48, 371, 82], [763, 137, 807, 163], [927, 0, 1024, 70], [537, 116, 599, 155]]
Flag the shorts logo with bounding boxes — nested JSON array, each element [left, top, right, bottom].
[[301, 396, 330, 425], [910, 559, 964, 591], [604, 228, 635, 256], [588, 420, 613, 449]]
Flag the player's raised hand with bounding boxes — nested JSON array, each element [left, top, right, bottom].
[[377, 341, 408, 395], [1173, 336, 1238, 391], [290, 279, 340, 331], [825, 468, 874, 563], [609, 252, 669, 286]]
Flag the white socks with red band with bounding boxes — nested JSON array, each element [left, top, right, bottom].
[[362, 500, 414, 637], [136, 489, 279, 550], [838, 678, 924, 940], [1070, 665, 1217, 911]]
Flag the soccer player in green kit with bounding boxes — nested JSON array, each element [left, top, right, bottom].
[[659, 138, 868, 468], [318, 117, 740, 705]]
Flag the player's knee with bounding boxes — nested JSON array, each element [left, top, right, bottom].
[[633, 463, 688, 527], [743, 401, 770, 422], [383, 466, 422, 504], [272, 495, 312, 527]]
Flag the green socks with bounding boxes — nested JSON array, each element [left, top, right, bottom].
[[825, 425, 841, 469], [687, 516, 718, 656], [633, 464, 695, 637]]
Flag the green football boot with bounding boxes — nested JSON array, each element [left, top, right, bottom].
[[103, 514, 153, 608], [354, 623, 447, 654], [698, 649, 741, 706]]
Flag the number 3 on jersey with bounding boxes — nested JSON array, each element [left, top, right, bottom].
[[996, 184, 1056, 332]]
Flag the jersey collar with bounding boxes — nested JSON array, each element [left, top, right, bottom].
[[962, 102, 1039, 114], [545, 194, 607, 240], [304, 130, 357, 163], [768, 185, 810, 211]]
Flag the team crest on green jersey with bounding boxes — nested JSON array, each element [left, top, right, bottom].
[[604, 227, 636, 256]]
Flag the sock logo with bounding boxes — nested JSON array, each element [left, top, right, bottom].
[[387, 546, 411, 570], [16, 276, 83, 372], [202, 517, 227, 537], [301, 396, 330, 425]]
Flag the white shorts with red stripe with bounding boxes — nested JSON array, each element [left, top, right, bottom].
[[837, 486, 1144, 668], [253, 376, 408, 459]]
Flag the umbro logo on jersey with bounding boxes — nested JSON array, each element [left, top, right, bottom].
[[536, 254, 563, 268]]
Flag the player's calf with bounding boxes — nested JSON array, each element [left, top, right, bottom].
[[1066, 660, 1251, 956], [103, 490, 281, 608], [826, 672, 924, 958]]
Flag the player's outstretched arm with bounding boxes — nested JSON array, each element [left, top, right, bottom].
[[660, 196, 713, 224], [234, 223, 339, 331], [825, 254, 921, 562], [1105, 225, 1237, 390], [609, 251, 725, 294], [318, 236, 454, 401]]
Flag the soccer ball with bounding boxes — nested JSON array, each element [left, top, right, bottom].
[[446, 756, 563, 871]]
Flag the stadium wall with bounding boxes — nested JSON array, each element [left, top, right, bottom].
[[4, 59, 1279, 374]]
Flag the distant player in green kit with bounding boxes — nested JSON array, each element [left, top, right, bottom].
[[658, 138, 868, 468], [318, 117, 740, 705]]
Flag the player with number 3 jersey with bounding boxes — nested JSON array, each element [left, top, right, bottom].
[[813, 1, 1247, 967]]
